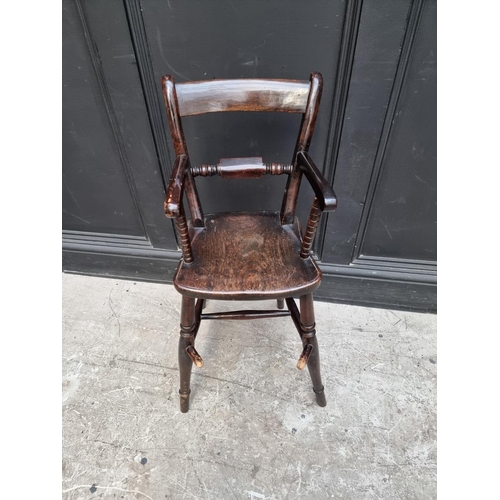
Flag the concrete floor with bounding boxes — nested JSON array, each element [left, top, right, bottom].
[[62, 274, 436, 500]]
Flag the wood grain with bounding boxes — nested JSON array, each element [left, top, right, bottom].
[[297, 150, 337, 211], [281, 72, 324, 224], [164, 154, 187, 218], [300, 197, 322, 258], [176, 79, 310, 116], [174, 212, 322, 300], [190, 157, 293, 178], [160, 74, 330, 410]]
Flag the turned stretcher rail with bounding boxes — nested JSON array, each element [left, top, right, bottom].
[[200, 310, 291, 320]]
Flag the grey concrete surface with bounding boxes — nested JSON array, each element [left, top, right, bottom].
[[62, 274, 436, 500]]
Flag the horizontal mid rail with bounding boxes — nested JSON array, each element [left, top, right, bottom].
[[190, 157, 293, 178]]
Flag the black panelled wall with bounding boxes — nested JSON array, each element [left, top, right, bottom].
[[62, 0, 437, 312]]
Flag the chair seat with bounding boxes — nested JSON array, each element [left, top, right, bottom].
[[173, 211, 322, 300]]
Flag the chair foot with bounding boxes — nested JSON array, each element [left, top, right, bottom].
[[179, 389, 191, 413], [277, 299, 285, 309], [313, 385, 327, 407]]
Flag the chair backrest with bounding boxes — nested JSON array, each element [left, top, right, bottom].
[[176, 79, 311, 116], [161, 72, 323, 226]]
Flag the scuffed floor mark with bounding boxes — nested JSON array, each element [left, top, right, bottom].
[[296, 461, 302, 493], [62, 484, 154, 500], [62, 274, 437, 499], [243, 490, 266, 499], [108, 286, 121, 337], [62, 362, 83, 404]]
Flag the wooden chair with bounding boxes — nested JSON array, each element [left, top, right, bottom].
[[161, 72, 337, 412]]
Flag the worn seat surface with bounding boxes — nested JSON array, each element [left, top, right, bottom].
[[174, 211, 322, 300]]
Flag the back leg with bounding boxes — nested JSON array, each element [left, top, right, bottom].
[[277, 299, 285, 310]]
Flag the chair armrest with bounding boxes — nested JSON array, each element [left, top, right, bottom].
[[164, 154, 188, 218], [297, 150, 337, 211]]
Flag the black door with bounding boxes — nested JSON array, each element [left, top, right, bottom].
[[63, 0, 436, 312]]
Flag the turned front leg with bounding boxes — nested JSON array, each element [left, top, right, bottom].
[[178, 295, 197, 413], [300, 294, 326, 407]]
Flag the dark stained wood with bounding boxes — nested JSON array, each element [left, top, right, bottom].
[[176, 79, 311, 116], [295, 73, 324, 153], [191, 158, 293, 178], [162, 75, 188, 156], [300, 197, 322, 259], [174, 212, 322, 300], [174, 204, 193, 264], [218, 157, 265, 178], [281, 72, 324, 224], [160, 73, 334, 411], [297, 151, 338, 212], [178, 295, 197, 413], [162, 75, 204, 227], [299, 293, 326, 406], [164, 153, 204, 226], [285, 295, 326, 402], [201, 310, 291, 320], [184, 169, 204, 227], [304, 334, 326, 406], [299, 293, 316, 333], [190, 163, 218, 177], [164, 154, 187, 218], [266, 163, 294, 176], [285, 297, 303, 336], [193, 298, 205, 339]]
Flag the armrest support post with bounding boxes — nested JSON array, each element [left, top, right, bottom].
[[175, 202, 194, 264], [300, 197, 322, 258], [296, 152, 337, 258]]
